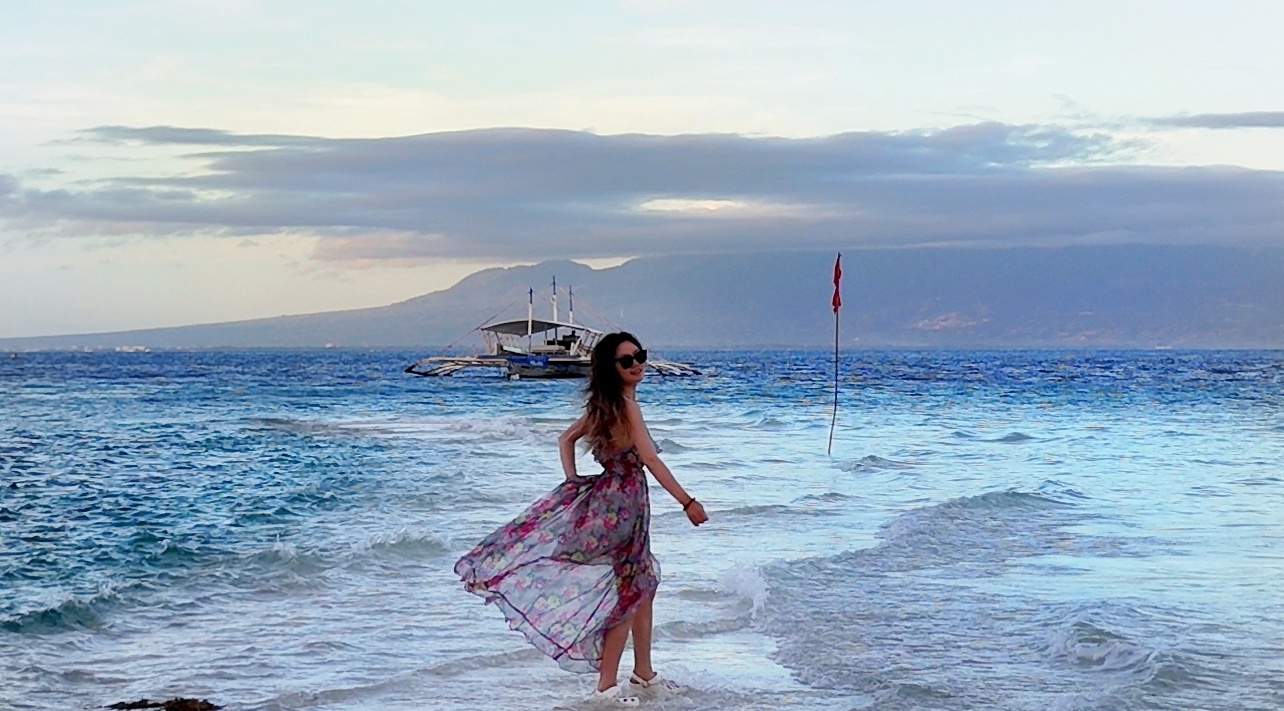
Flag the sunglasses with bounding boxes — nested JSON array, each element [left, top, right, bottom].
[[614, 349, 648, 369]]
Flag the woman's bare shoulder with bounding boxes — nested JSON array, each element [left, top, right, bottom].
[[622, 395, 645, 417]]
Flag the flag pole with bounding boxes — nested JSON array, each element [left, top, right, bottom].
[[828, 253, 842, 456]]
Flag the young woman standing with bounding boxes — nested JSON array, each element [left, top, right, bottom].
[[455, 332, 708, 706]]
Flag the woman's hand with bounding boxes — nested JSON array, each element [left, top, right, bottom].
[[684, 500, 708, 526]]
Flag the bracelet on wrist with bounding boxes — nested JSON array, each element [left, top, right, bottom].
[[682, 498, 698, 511]]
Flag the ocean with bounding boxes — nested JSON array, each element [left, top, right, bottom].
[[1, 349, 1282, 710]]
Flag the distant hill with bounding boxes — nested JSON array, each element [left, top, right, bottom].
[[4, 245, 1284, 350]]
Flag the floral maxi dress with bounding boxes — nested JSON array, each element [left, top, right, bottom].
[[454, 443, 661, 673]]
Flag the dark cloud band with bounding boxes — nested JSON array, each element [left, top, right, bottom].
[[1151, 111, 1284, 129], [3, 123, 1282, 261], [80, 125, 320, 147]]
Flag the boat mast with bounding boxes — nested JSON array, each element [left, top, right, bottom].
[[568, 285, 574, 325], [551, 277, 558, 343], [527, 288, 534, 350]]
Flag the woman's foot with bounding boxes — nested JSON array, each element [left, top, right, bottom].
[[588, 684, 639, 706], [629, 669, 686, 696]]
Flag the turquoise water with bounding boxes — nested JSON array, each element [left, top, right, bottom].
[[2, 350, 1282, 710]]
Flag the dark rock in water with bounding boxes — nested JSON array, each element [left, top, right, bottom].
[[108, 699, 221, 711], [164, 701, 220, 711]]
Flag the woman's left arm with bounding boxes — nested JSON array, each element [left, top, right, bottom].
[[626, 400, 708, 526]]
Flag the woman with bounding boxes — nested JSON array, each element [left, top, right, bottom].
[[455, 332, 708, 706]]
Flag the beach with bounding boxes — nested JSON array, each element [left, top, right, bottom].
[[2, 349, 1282, 710]]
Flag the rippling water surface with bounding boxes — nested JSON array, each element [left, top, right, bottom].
[[2, 350, 1282, 710]]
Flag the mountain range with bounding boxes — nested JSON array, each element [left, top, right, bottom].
[[3, 245, 1283, 350]]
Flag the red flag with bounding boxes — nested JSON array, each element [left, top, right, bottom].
[[831, 253, 842, 313]]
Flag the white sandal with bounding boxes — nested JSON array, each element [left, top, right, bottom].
[[588, 684, 640, 706], [629, 670, 686, 695]]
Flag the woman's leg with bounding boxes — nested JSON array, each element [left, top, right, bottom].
[[629, 593, 655, 680], [597, 618, 632, 692]]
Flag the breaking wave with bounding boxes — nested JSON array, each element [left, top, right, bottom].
[[752, 490, 1255, 710], [838, 455, 916, 472], [350, 528, 452, 559], [1, 588, 123, 634]]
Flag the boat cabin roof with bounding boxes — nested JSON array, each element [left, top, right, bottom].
[[480, 318, 604, 336]]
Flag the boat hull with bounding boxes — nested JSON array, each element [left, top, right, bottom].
[[505, 355, 590, 379]]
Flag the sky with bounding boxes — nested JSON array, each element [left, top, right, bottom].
[[2, 1, 1282, 338]]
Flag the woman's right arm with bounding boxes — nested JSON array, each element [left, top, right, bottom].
[[558, 415, 587, 480], [624, 400, 708, 527]]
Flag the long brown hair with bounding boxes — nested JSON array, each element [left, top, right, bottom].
[[583, 332, 641, 454]]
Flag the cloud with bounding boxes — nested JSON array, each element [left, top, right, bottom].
[[3, 123, 1283, 262], [77, 125, 320, 147], [1151, 111, 1284, 129]]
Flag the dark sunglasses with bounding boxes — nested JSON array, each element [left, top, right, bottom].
[[615, 349, 648, 369]]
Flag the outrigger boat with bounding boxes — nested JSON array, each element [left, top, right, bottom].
[[405, 280, 699, 379]]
